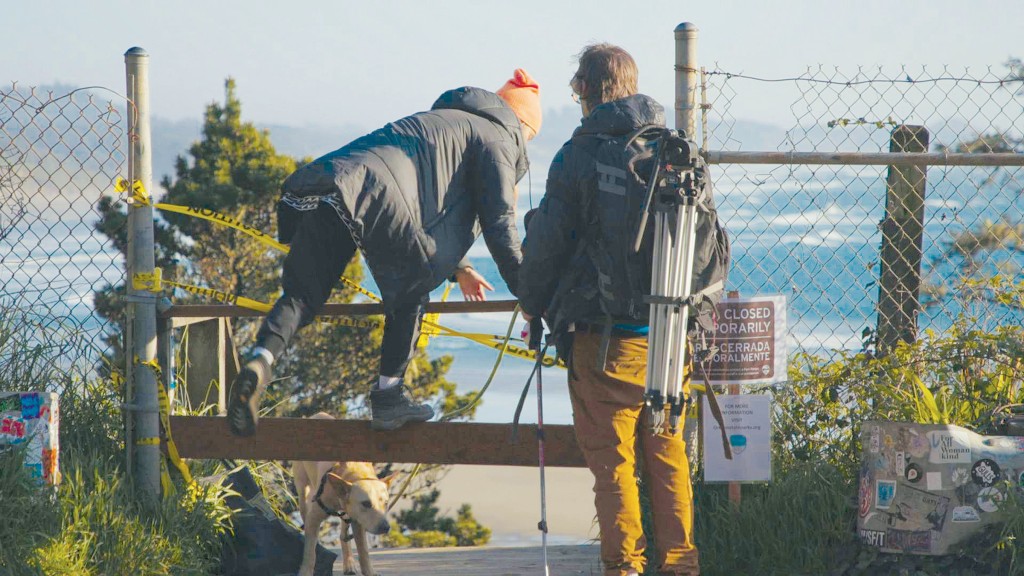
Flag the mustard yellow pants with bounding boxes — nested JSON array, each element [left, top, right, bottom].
[[569, 331, 700, 576]]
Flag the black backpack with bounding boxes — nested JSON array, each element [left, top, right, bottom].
[[577, 126, 730, 336]]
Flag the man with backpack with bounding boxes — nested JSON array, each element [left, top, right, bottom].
[[519, 45, 727, 576], [227, 70, 541, 436]]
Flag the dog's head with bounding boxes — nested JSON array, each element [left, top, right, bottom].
[[326, 466, 397, 535]]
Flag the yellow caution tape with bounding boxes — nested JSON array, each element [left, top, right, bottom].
[[158, 382, 192, 485], [115, 177, 150, 206], [132, 269, 163, 292], [135, 355, 162, 378], [163, 279, 273, 313], [458, 331, 565, 368], [339, 276, 382, 303], [155, 202, 288, 254], [131, 355, 193, 493], [417, 283, 452, 349]]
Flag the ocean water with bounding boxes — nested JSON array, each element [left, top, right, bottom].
[[415, 162, 1024, 424], [5, 159, 1022, 425]]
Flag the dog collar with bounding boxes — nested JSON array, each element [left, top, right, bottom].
[[314, 470, 351, 520], [313, 470, 385, 522]]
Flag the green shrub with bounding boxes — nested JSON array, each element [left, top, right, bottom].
[[0, 306, 232, 574], [386, 488, 491, 548], [640, 314, 1024, 575], [408, 530, 458, 548]]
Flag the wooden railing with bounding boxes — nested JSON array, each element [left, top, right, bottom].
[[159, 300, 586, 467]]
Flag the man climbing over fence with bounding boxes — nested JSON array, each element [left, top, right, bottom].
[[227, 69, 541, 436], [519, 44, 728, 576]]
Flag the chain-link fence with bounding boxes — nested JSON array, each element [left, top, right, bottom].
[[702, 66, 1024, 354], [0, 84, 127, 378], [2, 67, 1023, 376]]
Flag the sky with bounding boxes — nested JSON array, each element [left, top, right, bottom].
[[4, 0, 1023, 133]]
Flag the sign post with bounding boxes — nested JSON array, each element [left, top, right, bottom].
[[703, 295, 787, 485]]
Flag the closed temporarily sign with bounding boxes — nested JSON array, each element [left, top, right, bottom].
[[707, 295, 787, 385]]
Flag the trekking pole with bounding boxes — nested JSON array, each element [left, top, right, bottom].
[[528, 316, 550, 576]]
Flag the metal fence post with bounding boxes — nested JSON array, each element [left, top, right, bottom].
[[674, 22, 699, 139], [125, 47, 161, 499], [675, 22, 703, 479], [876, 125, 929, 355]]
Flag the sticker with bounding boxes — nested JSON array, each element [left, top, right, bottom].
[[876, 480, 896, 509], [928, 431, 972, 464], [728, 434, 747, 455], [885, 529, 932, 553], [895, 451, 906, 477], [971, 459, 1001, 487], [860, 529, 886, 547], [20, 393, 41, 419], [873, 454, 889, 471], [905, 463, 922, 483], [977, 486, 1004, 513], [870, 426, 881, 453], [951, 505, 981, 523], [906, 430, 929, 458], [859, 474, 873, 517], [926, 471, 943, 491], [1, 417, 26, 440], [885, 486, 950, 531]]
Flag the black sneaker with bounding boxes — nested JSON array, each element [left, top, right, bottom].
[[227, 356, 271, 437], [369, 385, 434, 431]]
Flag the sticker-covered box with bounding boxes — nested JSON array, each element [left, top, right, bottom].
[[858, 420, 1018, 555], [0, 391, 59, 485]]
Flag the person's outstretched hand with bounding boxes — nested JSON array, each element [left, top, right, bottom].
[[455, 267, 495, 302]]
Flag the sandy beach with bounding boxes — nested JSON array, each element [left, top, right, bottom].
[[432, 464, 599, 546]]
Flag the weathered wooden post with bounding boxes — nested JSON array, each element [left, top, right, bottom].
[[180, 318, 238, 413], [876, 125, 929, 354]]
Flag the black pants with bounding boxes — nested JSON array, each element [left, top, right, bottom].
[[255, 205, 425, 378]]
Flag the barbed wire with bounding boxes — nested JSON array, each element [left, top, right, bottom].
[[705, 66, 1024, 87]]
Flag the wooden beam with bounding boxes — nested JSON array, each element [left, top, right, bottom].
[[160, 299, 520, 319], [169, 416, 586, 468]]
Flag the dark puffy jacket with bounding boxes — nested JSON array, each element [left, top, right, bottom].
[[518, 94, 665, 337], [280, 87, 528, 306]]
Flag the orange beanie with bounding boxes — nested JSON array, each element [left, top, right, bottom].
[[497, 68, 542, 136]]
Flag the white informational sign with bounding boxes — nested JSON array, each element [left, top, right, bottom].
[[707, 295, 788, 386], [703, 394, 772, 483]]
